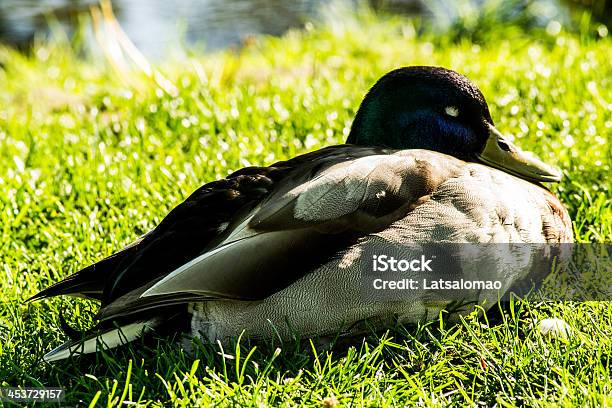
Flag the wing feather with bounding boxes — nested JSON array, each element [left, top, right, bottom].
[[135, 151, 450, 310]]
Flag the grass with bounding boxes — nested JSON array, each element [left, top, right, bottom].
[[0, 4, 610, 407]]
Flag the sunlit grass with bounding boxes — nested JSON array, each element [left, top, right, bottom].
[[0, 6, 610, 407]]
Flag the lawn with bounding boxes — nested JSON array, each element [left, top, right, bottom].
[[0, 4, 610, 407]]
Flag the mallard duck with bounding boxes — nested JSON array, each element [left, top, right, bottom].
[[32, 66, 573, 362]]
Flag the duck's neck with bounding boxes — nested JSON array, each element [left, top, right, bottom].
[[346, 98, 387, 146]]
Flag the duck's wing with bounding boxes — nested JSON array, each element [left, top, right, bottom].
[[28, 166, 277, 304], [30, 145, 383, 306], [97, 150, 462, 321]]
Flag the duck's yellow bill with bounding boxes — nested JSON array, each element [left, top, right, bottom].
[[476, 124, 562, 182]]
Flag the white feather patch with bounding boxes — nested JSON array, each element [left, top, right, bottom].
[[539, 318, 572, 340], [43, 319, 158, 362]]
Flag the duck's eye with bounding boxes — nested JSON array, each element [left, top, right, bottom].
[[444, 106, 459, 117]]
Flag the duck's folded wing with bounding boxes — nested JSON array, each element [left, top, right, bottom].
[[30, 164, 290, 306], [97, 227, 352, 320], [29, 145, 364, 306], [98, 152, 454, 321]]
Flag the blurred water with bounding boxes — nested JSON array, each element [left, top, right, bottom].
[[0, 0, 595, 59], [107, 0, 332, 57], [0, 0, 332, 57]]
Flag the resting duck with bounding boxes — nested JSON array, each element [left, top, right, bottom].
[[32, 66, 573, 362]]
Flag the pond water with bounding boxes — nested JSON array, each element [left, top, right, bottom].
[[0, 0, 592, 59], [0, 0, 367, 58]]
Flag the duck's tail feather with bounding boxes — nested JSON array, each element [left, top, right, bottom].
[[28, 264, 105, 302], [43, 318, 161, 362], [28, 236, 145, 302]]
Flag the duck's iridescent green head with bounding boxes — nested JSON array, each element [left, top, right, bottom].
[[347, 66, 561, 183]]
